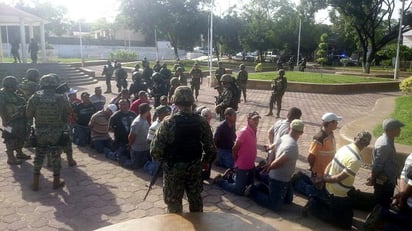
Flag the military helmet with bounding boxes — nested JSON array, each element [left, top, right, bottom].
[[239, 64, 245, 69], [217, 61, 223, 65], [278, 69, 285, 75], [39, 74, 59, 88], [2, 76, 18, 88], [176, 67, 183, 72], [26, 68, 40, 82], [173, 86, 194, 106], [221, 74, 233, 83], [170, 77, 180, 85]]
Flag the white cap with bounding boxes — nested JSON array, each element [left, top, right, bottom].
[[322, 113, 342, 122], [67, 88, 78, 95], [107, 104, 118, 114]]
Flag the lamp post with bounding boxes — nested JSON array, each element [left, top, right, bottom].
[[394, 0, 405, 80], [79, 21, 84, 66], [209, 0, 214, 85], [296, 16, 302, 68]]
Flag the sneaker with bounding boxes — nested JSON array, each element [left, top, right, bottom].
[[244, 184, 253, 197], [222, 168, 234, 180], [265, 112, 273, 116], [364, 205, 383, 231]]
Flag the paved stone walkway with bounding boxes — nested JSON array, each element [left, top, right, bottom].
[[0, 68, 402, 230]]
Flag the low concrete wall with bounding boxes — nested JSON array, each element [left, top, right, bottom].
[[246, 79, 400, 93]]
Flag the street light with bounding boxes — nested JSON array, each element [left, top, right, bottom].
[[394, 0, 406, 80], [209, 0, 214, 86], [79, 21, 84, 66], [296, 16, 302, 68]]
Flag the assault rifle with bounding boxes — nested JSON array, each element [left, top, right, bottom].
[[143, 162, 163, 201]]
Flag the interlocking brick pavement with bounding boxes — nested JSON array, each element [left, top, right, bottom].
[[0, 68, 403, 230]]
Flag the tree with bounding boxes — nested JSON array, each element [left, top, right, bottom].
[[15, 0, 71, 37], [120, 0, 207, 59], [327, 0, 412, 73], [316, 33, 328, 66]]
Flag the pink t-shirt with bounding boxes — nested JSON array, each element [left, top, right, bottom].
[[234, 125, 257, 170]]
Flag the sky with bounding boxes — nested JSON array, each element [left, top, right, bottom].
[[0, 0, 403, 24]]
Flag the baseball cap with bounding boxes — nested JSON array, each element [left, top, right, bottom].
[[322, 112, 342, 122], [139, 103, 151, 114], [382, 118, 404, 131], [107, 104, 118, 114], [156, 105, 171, 115], [224, 107, 238, 116], [247, 111, 261, 119], [67, 88, 77, 95], [290, 119, 304, 132]]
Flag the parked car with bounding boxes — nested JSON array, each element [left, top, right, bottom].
[[233, 52, 256, 62]]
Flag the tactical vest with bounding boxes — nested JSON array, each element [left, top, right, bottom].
[[0, 89, 26, 124], [166, 113, 203, 162], [34, 90, 65, 127]]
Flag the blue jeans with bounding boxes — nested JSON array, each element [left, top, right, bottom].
[[293, 173, 319, 197], [92, 138, 112, 153], [119, 150, 150, 169], [73, 125, 90, 146], [249, 178, 293, 211], [217, 168, 254, 196], [217, 148, 234, 169]]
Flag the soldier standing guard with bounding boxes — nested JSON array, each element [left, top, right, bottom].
[[0, 76, 31, 165], [215, 74, 234, 121], [102, 60, 114, 93], [189, 63, 202, 101], [237, 64, 248, 103], [150, 86, 216, 213], [214, 61, 226, 93], [26, 74, 72, 191], [265, 69, 287, 118]]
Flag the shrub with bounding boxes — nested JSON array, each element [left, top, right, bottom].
[[400, 76, 412, 95], [255, 63, 263, 72], [109, 50, 138, 61]]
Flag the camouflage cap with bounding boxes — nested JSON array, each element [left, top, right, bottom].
[[2, 76, 18, 88], [278, 69, 285, 75], [354, 131, 372, 146], [39, 74, 59, 88], [221, 74, 233, 83], [25, 68, 40, 81], [173, 86, 194, 106]]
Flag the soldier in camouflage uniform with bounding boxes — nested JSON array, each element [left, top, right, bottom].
[[265, 69, 288, 118], [237, 64, 248, 103], [26, 74, 71, 191], [102, 60, 114, 93], [0, 76, 31, 165], [215, 74, 234, 121], [189, 63, 202, 101], [150, 86, 216, 213], [214, 61, 226, 90], [20, 68, 40, 100]]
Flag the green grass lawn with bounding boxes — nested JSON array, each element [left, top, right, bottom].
[[373, 96, 412, 145], [249, 71, 390, 83]]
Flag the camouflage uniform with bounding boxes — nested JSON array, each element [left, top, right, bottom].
[[150, 86, 216, 213], [189, 64, 202, 100], [215, 75, 234, 121], [26, 74, 71, 190], [20, 68, 40, 100], [267, 69, 288, 118], [214, 62, 225, 87], [0, 76, 29, 165], [237, 64, 248, 102], [102, 61, 114, 93]]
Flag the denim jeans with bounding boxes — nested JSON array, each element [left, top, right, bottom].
[[249, 178, 293, 211], [73, 125, 90, 146], [130, 149, 150, 169], [293, 173, 319, 197], [217, 148, 234, 169], [92, 138, 113, 153], [217, 168, 254, 196]]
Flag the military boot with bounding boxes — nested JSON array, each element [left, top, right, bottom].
[[16, 149, 31, 160], [66, 152, 77, 167], [6, 150, 22, 165], [52, 176, 65, 190], [32, 174, 40, 191]]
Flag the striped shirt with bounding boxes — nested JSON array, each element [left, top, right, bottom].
[[400, 153, 412, 207], [325, 143, 362, 197]]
